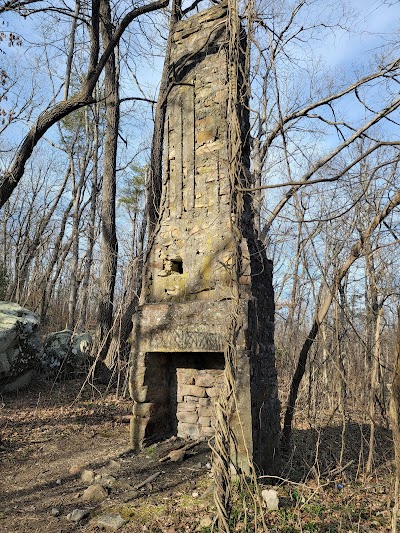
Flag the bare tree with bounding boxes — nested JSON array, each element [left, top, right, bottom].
[[282, 179, 400, 445], [76, 100, 101, 332], [0, 0, 169, 209], [102, 0, 183, 369]]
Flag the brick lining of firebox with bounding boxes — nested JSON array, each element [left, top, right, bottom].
[[177, 366, 224, 439], [137, 352, 225, 442]]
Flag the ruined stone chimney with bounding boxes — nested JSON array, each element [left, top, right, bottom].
[[130, 2, 280, 474]]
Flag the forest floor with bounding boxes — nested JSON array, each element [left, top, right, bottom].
[[0, 378, 397, 532]]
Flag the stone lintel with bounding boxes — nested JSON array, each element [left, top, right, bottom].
[[133, 299, 248, 353]]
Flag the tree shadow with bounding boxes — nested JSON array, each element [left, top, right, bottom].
[[280, 421, 393, 483], [0, 438, 211, 532], [0, 377, 131, 455]]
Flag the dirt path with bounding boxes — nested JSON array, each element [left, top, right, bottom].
[[0, 380, 214, 532]]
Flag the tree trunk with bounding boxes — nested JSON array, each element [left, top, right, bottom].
[[390, 308, 400, 532], [77, 102, 100, 331], [102, 1, 182, 370], [64, 0, 81, 100], [67, 159, 82, 330], [40, 235, 74, 327], [364, 237, 381, 475], [337, 282, 348, 466], [38, 196, 73, 324], [366, 305, 383, 475], [103, 203, 147, 377], [147, 0, 182, 229], [96, 0, 119, 359]]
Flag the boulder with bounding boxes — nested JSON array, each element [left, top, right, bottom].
[[71, 332, 92, 357], [0, 301, 43, 392], [42, 330, 92, 379]]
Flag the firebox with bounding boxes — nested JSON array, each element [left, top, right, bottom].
[[130, 351, 224, 444]]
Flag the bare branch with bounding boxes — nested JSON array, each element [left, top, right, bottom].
[[0, 0, 169, 209], [261, 98, 400, 238]]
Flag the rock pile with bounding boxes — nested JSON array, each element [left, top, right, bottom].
[[0, 301, 94, 391], [62, 463, 128, 529]]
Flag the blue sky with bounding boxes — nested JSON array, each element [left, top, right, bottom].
[[3, 0, 399, 98], [1, 0, 398, 160], [320, 0, 399, 67]]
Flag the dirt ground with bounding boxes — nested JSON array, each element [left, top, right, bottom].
[[0, 379, 216, 533], [0, 378, 398, 532]]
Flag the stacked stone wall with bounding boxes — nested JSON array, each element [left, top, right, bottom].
[[177, 368, 223, 438], [141, 2, 249, 305], [130, 2, 280, 474], [130, 351, 224, 444]]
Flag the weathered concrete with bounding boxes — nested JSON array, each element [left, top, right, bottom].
[[130, 2, 280, 474]]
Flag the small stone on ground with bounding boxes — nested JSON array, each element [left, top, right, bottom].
[[94, 473, 116, 488], [96, 512, 127, 531], [69, 463, 83, 475], [199, 515, 213, 528], [82, 483, 108, 502], [81, 469, 95, 484], [262, 488, 279, 510], [67, 508, 89, 522]]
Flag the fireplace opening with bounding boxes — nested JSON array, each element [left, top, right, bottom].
[[139, 352, 224, 443]]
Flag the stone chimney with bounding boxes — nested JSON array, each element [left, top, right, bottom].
[[130, 2, 280, 474]]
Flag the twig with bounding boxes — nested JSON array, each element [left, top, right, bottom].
[[324, 460, 354, 478], [159, 439, 202, 462], [133, 471, 162, 490]]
